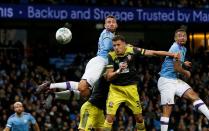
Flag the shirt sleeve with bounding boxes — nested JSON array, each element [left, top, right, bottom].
[[102, 37, 113, 52], [169, 45, 180, 62], [106, 54, 114, 69], [29, 114, 36, 124], [6, 118, 12, 128], [169, 45, 179, 53], [133, 47, 146, 56]]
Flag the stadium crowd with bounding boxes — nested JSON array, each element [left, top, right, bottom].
[[1, 0, 209, 8], [0, 40, 208, 130]]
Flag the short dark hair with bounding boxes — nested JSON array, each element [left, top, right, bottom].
[[105, 15, 116, 20], [112, 35, 126, 42], [174, 28, 187, 39], [175, 28, 186, 34]]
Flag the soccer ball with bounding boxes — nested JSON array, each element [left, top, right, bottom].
[[55, 27, 72, 44]]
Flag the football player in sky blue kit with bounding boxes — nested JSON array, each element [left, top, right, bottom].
[[158, 28, 209, 131], [77, 15, 117, 97], [37, 15, 118, 99], [4, 102, 40, 131]]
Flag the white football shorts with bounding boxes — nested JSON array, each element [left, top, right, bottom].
[[157, 77, 191, 105], [81, 56, 108, 89]]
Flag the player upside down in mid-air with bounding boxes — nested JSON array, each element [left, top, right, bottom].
[[36, 15, 118, 100]]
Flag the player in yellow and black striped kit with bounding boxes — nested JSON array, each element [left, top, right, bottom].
[[103, 35, 180, 131], [78, 76, 110, 131]]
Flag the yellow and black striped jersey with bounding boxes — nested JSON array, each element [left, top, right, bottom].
[[106, 46, 146, 86]]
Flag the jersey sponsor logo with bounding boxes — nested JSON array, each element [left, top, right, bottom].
[[119, 62, 129, 73]]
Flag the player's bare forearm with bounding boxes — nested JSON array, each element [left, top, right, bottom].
[[153, 51, 176, 57], [105, 69, 119, 81], [33, 123, 40, 131], [174, 61, 191, 78], [174, 60, 183, 72], [144, 50, 177, 58]]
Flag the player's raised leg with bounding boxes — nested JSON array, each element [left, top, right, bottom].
[[36, 81, 79, 95], [183, 88, 209, 120]]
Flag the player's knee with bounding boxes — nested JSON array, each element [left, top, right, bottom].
[[190, 93, 199, 102], [134, 114, 144, 123], [78, 80, 91, 97], [106, 114, 114, 123], [184, 89, 199, 102], [191, 93, 199, 99], [78, 80, 89, 92]]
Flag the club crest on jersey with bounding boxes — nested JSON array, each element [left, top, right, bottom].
[[24, 119, 27, 123], [127, 55, 132, 61], [109, 101, 114, 108]]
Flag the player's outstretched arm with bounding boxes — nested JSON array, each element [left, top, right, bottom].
[[105, 68, 119, 81], [105, 62, 128, 81], [174, 60, 191, 78], [143, 49, 180, 59]]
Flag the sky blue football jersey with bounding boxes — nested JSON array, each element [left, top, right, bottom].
[[6, 112, 36, 131], [97, 29, 114, 59], [159, 42, 186, 79]]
